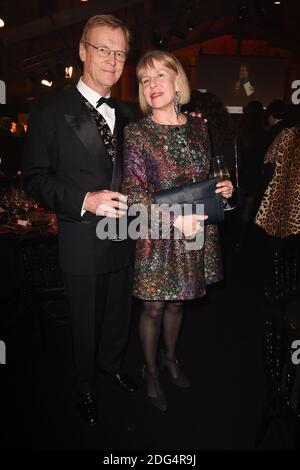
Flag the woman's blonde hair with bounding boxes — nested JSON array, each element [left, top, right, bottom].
[[80, 14, 131, 53], [136, 50, 190, 115]]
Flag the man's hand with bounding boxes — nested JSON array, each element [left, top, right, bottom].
[[84, 190, 128, 217]]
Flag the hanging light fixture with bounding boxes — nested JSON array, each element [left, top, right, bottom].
[[41, 79, 52, 87], [65, 66, 73, 79], [41, 71, 53, 87]]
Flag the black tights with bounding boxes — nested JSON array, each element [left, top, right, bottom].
[[139, 300, 183, 375]]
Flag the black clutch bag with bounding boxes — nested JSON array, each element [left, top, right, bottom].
[[153, 178, 224, 225]]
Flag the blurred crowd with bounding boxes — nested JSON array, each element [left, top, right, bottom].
[[184, 94, 300, 248]]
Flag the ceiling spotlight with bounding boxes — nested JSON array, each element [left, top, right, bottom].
[[0, 18, 4, 28], [41, 79, 53, 87], [41, 71, 53, 87], [274, 1, 280, 4], [65, 66, 73, 79]]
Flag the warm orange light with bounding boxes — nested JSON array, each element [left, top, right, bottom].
[[65, 66, 73, 79]]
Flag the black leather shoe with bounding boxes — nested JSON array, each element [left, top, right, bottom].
[[101, 370, 138, 393], [78, 392, 98, 425]]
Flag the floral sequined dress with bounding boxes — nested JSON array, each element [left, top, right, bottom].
[[123, 115, 223, 301]]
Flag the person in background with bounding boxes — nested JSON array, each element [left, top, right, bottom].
[[265, 99, 288, 150], [14, 122, 26, 174], [254, 124, 300, 293], [184, 90, 241, 257], [255, 124, 300, 239], [122, 51, 233, 412], [0, 117, 19, 178], [235, 101, 268, 250], [184, 90, 236, 181], [22, 14, 137, 426], [234, 64, 255, 97]]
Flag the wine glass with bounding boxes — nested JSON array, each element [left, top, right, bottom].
[[211, 155, 235, 211], [110, 212, 126, 242], [109, 182, 127, 242]]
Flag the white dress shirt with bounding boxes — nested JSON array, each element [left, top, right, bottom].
[[76, 77, 116, 216], [76, 77, 116, 133]]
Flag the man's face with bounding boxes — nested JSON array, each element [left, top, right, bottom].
[[240, 66, 248, 79], [79, 26, 127, 95]]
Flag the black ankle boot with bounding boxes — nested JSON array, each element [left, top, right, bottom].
[[142, 365, 168, 412], [159, 350, 190, 388]]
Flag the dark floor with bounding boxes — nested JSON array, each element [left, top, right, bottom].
[[1, 219, 300, 451]]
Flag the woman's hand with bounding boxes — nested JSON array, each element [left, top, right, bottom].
[[215, 180, 234, 199], [173, 214, 208, 238]]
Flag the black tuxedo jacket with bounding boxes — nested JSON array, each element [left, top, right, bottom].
[[22, 86, 135, 275]]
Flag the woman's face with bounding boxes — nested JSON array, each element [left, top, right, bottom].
[[140, 58, 179, 113]]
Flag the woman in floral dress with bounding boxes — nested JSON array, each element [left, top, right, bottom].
[[123, 50, 233, 411]]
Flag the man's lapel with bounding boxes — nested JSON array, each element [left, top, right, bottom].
[[63, 88, 112, 173]]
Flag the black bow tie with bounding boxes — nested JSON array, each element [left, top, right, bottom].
[[96, 96, 116, 109]]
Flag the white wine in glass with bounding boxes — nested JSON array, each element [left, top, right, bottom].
[[211, 155, 234, 210]]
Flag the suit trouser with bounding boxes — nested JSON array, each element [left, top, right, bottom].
[[64, 265, 133, 393]]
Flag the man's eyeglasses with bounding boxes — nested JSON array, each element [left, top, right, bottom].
[[84, 41, 127, 62]]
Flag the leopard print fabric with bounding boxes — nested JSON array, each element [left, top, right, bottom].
[[255, 126, 300, 238]]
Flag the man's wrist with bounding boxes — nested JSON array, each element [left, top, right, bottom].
[[81, 192, 90, 216]]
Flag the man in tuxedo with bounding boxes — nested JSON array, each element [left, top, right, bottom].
[[22, 15, 137, 425]]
